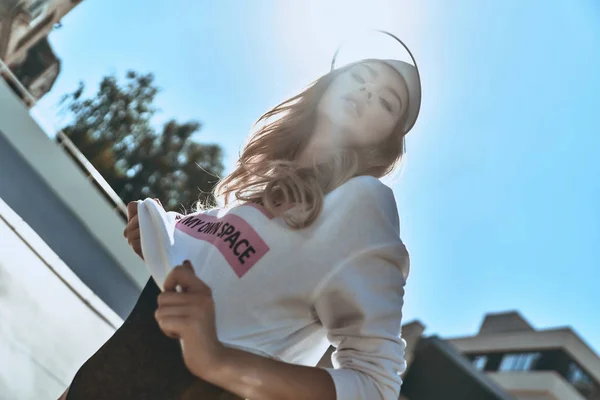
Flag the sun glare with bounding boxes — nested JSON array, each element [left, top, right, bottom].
[[273, 0, 422, 77], [271, 0, 425, 179]]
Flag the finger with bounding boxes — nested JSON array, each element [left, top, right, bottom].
[[183, 260, 194, 272], [157, 291, 197, 307], [130, 238, 142, 255], [156, 316, 190, 339], [155, 304, 200, 320], [127, 201, 139, 221], [124, 218, 139, 240], [127, 215, 139, 231], [164, 265, 198, 293], [164, 263, 210, 294], [154, 198, 162, 207], [126, 227, 140, 242]]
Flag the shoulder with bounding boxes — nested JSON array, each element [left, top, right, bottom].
[[316, 176, 403, 264], [335, 175, 396, 208], [327, 175, 400, 231], [336, 175, 393, 196]]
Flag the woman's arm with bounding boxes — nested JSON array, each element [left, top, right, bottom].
[[205, 347, 336, 400], [155, 263, 337, 400], [312, 244, 409, 400]]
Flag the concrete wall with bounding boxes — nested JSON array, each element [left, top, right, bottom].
[[4, 0, 82, 65], [448, 330, 600, 388], [488, 372, 586, 400], [0, 130, 142, 317], [478, 312, 534, 335], [0, 198, 120, 399], [0, 77, 149, 318]]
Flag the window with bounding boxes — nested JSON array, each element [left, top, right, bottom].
[[27, 0, 49, 27], [567, 363, 597, 395], [499, 352, 540, 372], [472, 355, 488, 371], [16, 12, 55, 51], [568, 363, 592, 385]]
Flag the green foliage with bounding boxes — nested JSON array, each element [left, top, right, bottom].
[[59, 71, 223, 211]]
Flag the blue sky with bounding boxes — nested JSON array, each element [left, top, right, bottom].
[[34, 0, 600, 352]]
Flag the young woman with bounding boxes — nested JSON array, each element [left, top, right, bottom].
[[62, 56, 421, 400]]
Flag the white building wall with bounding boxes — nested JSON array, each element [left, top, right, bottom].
[[0, 77, 150, 320], [489, 371, 586, 400], [0, 198, 121, 400], [0, 78, 148, 291]]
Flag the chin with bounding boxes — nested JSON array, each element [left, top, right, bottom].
[[331, 112, 360, 130]]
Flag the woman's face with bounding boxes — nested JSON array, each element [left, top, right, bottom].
[[317, 61, 409, 148]]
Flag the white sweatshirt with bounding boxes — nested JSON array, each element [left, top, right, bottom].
[[137, 175, 410, 400]]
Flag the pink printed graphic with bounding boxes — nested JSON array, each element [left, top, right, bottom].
[[176, 213, 269, 278]]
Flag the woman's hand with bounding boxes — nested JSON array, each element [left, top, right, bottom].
[[155, 261, 225, 380], [57, 387, 69, 400], [156, 261, 336, 400], [123, 198, 162, 260], [123, 201, 142, 259]]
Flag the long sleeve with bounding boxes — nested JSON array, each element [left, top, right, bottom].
[[313, 242, 409, 400], [138, 199, 184, 290]]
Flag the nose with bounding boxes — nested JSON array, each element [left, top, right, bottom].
[[360, 86, 373, 100]]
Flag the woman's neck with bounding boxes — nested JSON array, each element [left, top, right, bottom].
[[295, 117, 344, 167]]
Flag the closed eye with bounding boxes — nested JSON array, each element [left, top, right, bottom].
[[351, 73, 365, 84], [380, 97, 393, 113]]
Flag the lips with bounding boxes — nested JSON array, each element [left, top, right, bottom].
[[342, 94, 363, 117]]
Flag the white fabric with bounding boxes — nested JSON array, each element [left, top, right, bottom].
[[138, 175, 410, 400]]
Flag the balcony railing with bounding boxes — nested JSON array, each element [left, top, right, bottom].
[[0, 58, 128, 221]]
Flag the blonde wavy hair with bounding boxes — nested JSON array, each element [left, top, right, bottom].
[[213, 59, 409, 229]]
